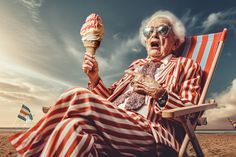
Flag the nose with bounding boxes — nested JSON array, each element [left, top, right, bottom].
[[151, 29, 159, 38]]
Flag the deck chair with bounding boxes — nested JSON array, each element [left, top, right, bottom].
[[162, 28, 228, 157], [41, 28, 228, 156]]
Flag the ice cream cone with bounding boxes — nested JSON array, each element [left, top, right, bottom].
[[83, 40, 101, 56], [83, 40, 101, 73], [80, 13, 104, 73]]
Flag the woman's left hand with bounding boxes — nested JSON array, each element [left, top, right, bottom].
[[131, 73, 166, 100]]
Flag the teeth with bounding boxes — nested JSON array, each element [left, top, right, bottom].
[[151, 41, 159, 47]]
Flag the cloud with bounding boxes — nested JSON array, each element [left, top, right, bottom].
[[0, 81, 31, 93], [21, 0, 43, 7], [0, 59, 67, 107], [202, 9, 236, 32], [180, 8, 236, 34], [202, 12, 222, 30], [0, 67, 62, 127], [8, 1, 140, 87], [0, 70, 63, 103], [112, 32, 122, 40], [64, 40, 84, 64], [98, 34, 143, 85], [203, 78, 236, 129], [109, 34, 141, 65], [181, 9, 201, 31], [0, 91, 41, 104], [0, 1, 86, 88], [20, 0, 44, 23], [0, 62, 63, 126]]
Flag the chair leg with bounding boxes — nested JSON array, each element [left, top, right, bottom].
[[183, 151, 189, 157], [179, 117, 204, 157], [178, 134, 190, 157]]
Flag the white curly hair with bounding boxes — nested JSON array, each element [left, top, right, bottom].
[[139, 10, 186, 48]]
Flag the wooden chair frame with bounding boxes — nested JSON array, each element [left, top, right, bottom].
[[162, 28, 228, 157]]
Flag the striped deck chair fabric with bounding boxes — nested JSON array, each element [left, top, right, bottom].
[[172, 28, 228, 157], [178, 28, 228, 104]]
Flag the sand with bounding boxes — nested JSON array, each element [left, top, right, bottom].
[[1, 133, 236, 157], [0, 133, 18, 157], [187, 134, 236, 157]]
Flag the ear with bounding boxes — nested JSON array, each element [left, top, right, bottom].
[[172, 39, 180, 51]]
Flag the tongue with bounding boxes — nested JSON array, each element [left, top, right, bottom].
[[152, 44, 159, 48]]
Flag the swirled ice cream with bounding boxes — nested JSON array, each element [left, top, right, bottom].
[[80, 13, 104, 55]]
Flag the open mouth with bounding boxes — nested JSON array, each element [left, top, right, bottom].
[[150, 41, 160, 49]]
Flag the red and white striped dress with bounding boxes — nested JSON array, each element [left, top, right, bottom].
[[9, 56, 202, 157]]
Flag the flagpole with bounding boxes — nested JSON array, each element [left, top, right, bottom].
[[13, 106, 21, 128]]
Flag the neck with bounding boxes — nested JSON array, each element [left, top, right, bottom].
[[147, 56, 162, 62]]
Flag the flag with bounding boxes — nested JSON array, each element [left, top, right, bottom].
[[17, 104, 33, 122], [228, 118, 236, 129]]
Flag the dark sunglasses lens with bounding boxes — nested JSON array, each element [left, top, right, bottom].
[[158, 25, 170, 36], [143, 27, 153, 38]]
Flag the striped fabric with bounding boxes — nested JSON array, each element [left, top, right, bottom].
[[9, 57, 201, 157], [9, 30, 226, 157], [181, 30, 227, 91], [10, 87, 157, 157]]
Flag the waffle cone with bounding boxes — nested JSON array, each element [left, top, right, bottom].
[[83, 40, 101, 55]]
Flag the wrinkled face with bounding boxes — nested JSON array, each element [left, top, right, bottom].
[[144, 18, 178, 60]]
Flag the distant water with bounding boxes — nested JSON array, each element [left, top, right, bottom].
[[0, 127, 29, 132], [196, 130, 236, 134], [0, 127, 235, 134]]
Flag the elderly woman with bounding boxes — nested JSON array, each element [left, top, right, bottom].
[[10, 10, 202, 157]]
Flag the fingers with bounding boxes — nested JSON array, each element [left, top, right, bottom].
[[82, 59, 93, 71], [84, 53, 97, 65], [82, 53, 98, 72], [131, 75, 165, 99], [132, 82, 147, 95], [133, 87, 146, 95]]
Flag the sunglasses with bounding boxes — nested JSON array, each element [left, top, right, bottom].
[[143, 25, 171, 38]]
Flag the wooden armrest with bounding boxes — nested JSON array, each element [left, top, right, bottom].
[[162, 102, 217, 118]]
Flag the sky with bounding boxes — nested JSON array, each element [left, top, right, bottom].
[[0, 0, 236, 130]]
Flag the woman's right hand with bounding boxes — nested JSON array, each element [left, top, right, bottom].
[[82, 53, 100, 84]]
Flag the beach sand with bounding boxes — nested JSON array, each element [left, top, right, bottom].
[[1, 133, 236, 157], [0, 132, 18, 157], [187, 134, 236, 157]]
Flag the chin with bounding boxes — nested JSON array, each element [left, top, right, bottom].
[[149, 51, 162, 59]]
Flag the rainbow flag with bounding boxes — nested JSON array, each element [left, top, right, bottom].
[[17, 104, 33, 122]]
